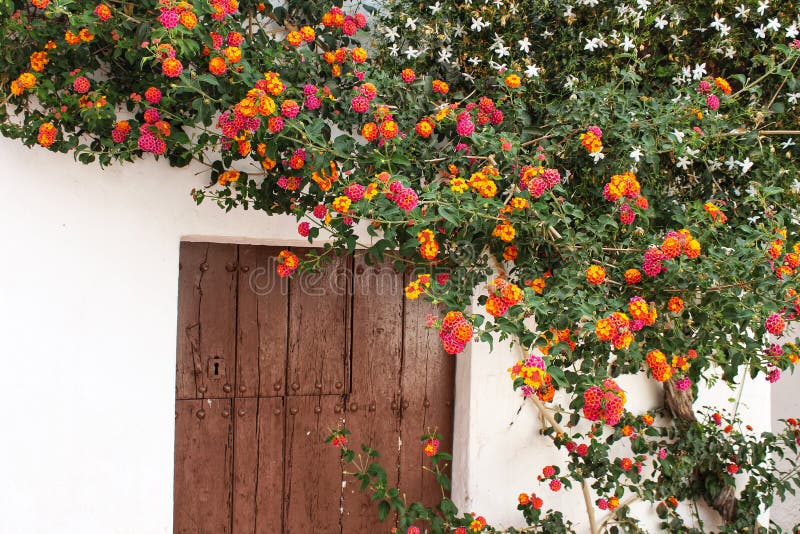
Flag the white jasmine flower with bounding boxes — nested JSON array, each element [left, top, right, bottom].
[[621, 35, 636, 52], [584, 37, 601, 51], [735, 4, 750, 19], [692, 63, 707, 79], [518, 37, 532, 53], [403, 46, 420, 59], [738, 157, 754, 174], [384, 26, 399, 42], [766, 18, 781, 32], [525, 64, 541, 77]]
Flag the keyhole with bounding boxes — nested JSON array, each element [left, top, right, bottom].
[[213, 362, 220, 376]]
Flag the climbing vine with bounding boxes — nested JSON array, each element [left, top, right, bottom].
[[4, 0, 800, 531]]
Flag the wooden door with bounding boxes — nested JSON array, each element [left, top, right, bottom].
[[174, 243, 455, 533]]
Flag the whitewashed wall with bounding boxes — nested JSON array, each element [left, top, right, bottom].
[[0, 136, 778, 533]]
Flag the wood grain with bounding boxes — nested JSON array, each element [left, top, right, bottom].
[[236, 245, 289, 398], [283, 395, 346, 534], [176, 242, 238, 400], [287, 252, 351, 396], [341, 254, 404, 532], [399, 273, 455, 509], [174, 398, 234, 534]]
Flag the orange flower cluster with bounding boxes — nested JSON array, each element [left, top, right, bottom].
[[468, 166, 499, 198], [361, 109, 400, 142], [666, 230, 701, 259], [518, 492, 543, 509], [667, 296, 684, 313], [603, 172, 641, 201], [715, 77, 733, 95], [332, 195, 351, 214], [767, 236, 800, 279], [586, 264, 606, 285], [286, 26, 316, 47], [438, 311, 473, 355], [29, 51, 49, 72], [646, 350, 672, 382], [703, 201, 727, 223], [10, 71, 36, 96], [423, 437, 440, 457], [504, 74, 521, 88], [404, 274, 431, 300], [646, 349, 697, 383], [602, 172, 649, 224], [579, 126, 603, 153], [627, 296, 657, 327], [624, 268, 642, 284], [37, 122, 57, 147], [276, 250, 299, 277], [595, 312, 633, 349], [310, 161, 339, 192], [492, 222, 515, 242], [485, 277, 523, 317], [417, 229, 440, 260], [432, 79, 449, 94], [65, 28, 94, 45], [509, 352, 554, 401], [217, 169, 240, 186], [502, 245, 518, 261], [644, 230, 701, 276], [415, 117, 435, 138], [583, 378, 626, 426], [537, 327, 577, 356], [493, 196, 528, 244], [525, 273, 549, 294]]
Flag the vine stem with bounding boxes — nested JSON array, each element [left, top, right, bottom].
[[522, 347, 599, 534]]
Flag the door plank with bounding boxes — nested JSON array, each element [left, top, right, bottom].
[[287, 252, 351, 396], [174, 398, 234, 534], [283, 395, 346, 534], [399, 281, 455, 509], [236, 245, 289, 398], [341, 254, 404, 532], [232, 397, 285, 534], [176, 242, 238, 399]]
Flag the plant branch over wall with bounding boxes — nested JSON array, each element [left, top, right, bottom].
[[4, 0, 800, 531]]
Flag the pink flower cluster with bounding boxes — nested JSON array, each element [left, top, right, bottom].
[[520, 166, 561, 198], [303, 84, 322, 110], [583, 378, 626, 426], [386, 180, 419, 212], [455, 111, 474, 137], [217, 110, 260, 150], [765, 312, 787, 336]]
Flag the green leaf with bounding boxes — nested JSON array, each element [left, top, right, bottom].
[[377, 500, 391, 521]]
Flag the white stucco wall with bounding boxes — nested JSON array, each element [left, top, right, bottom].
[[0, 136, 773, 533], [770, 326, 800, 531]]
